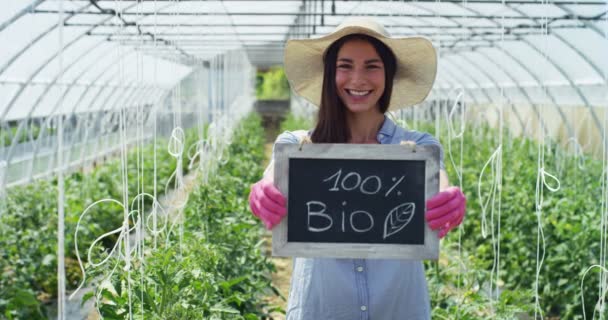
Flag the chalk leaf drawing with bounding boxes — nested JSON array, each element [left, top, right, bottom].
[[383, 202, 415, 239]]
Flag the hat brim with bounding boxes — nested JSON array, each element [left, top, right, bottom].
[[284, 25, 437, 111]]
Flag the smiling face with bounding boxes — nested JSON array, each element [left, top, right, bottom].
[[335, 39, 386, 115]]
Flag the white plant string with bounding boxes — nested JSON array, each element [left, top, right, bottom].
[[477, 142, 502, 305], [494, 0, 507, 309], [56, 0, 66, 318], [533, 2, 562, 315], [116, 0, 134, 315], [165, 84, 188, 253], [446, 90, 465, 184], [70, 198, 141, 314], [135, 1, 146, 316], [597, 3, 608, 317], [597, 160, 608, 319], [445, 86, 467, 316], [581, 265, 608, 320], [587, 8, 608, 314], [188, 66, 209, 174]]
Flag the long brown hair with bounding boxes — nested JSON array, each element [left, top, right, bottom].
[[310, 34, 397, 143]]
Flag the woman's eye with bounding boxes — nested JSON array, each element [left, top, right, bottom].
[[337, 64, 351, 69], [367, 65, 380, 69]]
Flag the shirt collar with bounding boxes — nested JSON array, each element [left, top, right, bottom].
[[378, 114, 397, 138]]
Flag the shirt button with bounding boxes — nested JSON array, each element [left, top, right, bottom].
[[361, 305, 367, 311], [356, 266, 364, 272]]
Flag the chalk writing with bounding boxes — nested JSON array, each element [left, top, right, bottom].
[[306, 201, 332, 232], [306, 200, 412, 237], [384, 202, 416, 239], [287, 158, 427, 245], [323, 169, 407, 197], [361, 175, 382, 195], [385, 176, 405, 197]]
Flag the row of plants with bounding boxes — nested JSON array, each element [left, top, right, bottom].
[[0, 128, 200, 319], [87, 113, 280, 319], [421, 121, 605, 318]]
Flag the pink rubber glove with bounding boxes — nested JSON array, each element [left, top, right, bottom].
[[248, 178, 287, 230], [426, 186, 466, 238]]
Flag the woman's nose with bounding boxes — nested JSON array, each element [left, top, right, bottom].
[[350, 68, 367, 85]]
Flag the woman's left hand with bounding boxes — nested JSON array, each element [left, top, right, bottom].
[[425, 186, 466, 238]]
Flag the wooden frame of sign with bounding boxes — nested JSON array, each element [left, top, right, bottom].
[[272, 143, 440, 260]]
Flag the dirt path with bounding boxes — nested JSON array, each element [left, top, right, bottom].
[[263, 233, 292, 319]]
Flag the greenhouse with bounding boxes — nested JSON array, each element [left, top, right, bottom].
[[0, 0, 607, 319]]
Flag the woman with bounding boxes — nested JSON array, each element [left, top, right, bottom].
[[249, 18, 466, 319]]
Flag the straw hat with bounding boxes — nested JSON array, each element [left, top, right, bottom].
[[283, 17, 437, 111]]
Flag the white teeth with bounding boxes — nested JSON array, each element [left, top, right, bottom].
[[347, 89, 371, 96]]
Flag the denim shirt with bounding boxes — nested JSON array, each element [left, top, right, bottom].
[[270, 116, 445, 320]]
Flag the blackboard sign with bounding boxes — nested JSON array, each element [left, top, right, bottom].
[[272, 143, 440, 260]]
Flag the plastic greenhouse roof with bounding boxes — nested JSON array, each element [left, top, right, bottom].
[[0, 0, 606, 121]]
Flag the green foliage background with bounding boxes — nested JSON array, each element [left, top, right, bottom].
[[420, 121, 605, 319], [256, 67, 290, 100], [279, 113, 314, 133]]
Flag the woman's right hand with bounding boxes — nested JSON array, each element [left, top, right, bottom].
[[248, 178, 287, 230]]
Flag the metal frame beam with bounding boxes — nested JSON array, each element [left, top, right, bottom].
[[443, 55, 531, 133], [372, 2, 533, 132], [0, 3, 93, 79], [509, 5, 605, 138], [403, 2, 581, 140], [84, 0, 608, 4], [65, 22, 589, 30], [23, 42, 117, 180], [35, 10, 607, 22], [460, 53, 551, 135], [0, 0, 46, 33], [0, 3, 139, 121]]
